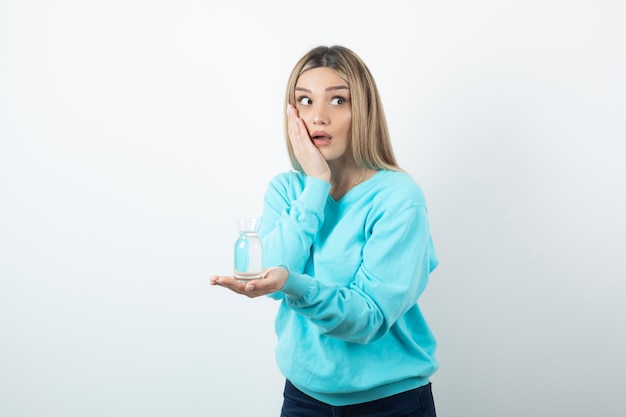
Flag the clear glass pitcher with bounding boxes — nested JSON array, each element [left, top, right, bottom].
[[234, 217, 263, 282]]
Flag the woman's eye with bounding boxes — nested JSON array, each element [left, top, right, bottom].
[[298, 97, 312, 105], [330, 97, 345, 105]]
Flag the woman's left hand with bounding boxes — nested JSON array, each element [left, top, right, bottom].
[[210, 266, 289, 298]]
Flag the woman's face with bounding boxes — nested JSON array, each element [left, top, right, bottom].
[[294, 67, 352, 164]]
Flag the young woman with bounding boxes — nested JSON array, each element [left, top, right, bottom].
[[211, 45, 439, 417]]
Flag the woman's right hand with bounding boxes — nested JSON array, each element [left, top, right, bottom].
[[287, 104, 331, 183], [210, 266, 289, 298]]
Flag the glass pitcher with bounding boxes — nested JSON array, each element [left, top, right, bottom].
[[234, 217, 263, 282]]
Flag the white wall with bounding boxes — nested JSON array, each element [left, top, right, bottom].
[[1, 1, 624, 416]]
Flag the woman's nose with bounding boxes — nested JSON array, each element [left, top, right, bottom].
[[312, 106, 329, 125]]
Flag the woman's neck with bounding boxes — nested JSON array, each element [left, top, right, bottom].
[[328, 163, 371, 201]]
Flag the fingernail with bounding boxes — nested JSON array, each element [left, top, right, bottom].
[[245, 284, 255, 291]]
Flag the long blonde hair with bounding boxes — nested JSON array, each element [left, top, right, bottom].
[[284, 45, 401, 172]]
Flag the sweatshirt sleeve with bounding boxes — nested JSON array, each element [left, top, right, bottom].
[[259, 173, 331, 273], [279, 202, 438, 344]]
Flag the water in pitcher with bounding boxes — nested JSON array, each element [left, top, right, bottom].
[[234, 217, 263, 282]]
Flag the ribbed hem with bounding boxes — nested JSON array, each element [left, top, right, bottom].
[[298, 176, 331, 209], [292, 376, 431, 407], [280, 270, 311, 301]]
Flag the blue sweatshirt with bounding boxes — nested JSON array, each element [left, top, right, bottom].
[[259, 169, 439, 406]]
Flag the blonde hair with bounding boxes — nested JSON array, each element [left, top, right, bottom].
[[284, 45, 401, 172]]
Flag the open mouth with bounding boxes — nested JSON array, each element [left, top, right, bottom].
[[311, 132, 332, 146]]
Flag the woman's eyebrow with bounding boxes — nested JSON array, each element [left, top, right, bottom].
[[326, 85, 349, 92], [295, 85, 350, 93]]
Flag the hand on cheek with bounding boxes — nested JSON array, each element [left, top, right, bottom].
[[287, 105, 331, 183]]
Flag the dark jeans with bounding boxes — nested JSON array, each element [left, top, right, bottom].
[[280, 380, 437, 417]]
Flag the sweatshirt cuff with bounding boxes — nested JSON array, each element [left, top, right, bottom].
[[299, 176, 331, 210], [280, 270, 311, 301]]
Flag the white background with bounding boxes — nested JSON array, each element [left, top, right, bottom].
[[1, 1, 625, 416]]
